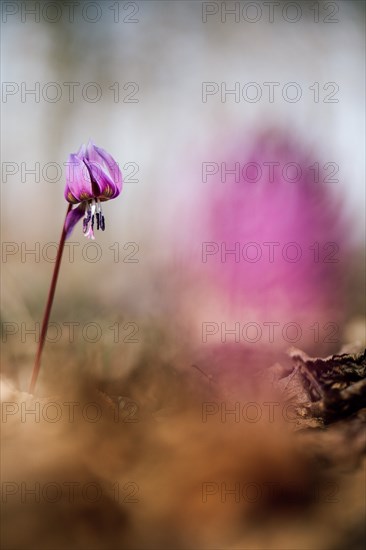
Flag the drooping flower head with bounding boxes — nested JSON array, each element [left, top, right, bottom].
[[64, 141, 122, 239]]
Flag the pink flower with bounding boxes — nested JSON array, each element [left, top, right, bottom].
[[64, 141, 122, 239]]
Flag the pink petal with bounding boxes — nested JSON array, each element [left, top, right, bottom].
[[94, 145, 123, 195], [84, 159, 119, 200], [64, 203, 86, 239], [64, 154, 94, 203]]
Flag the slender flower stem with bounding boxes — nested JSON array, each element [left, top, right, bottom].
[[28, 204, 72, 394]]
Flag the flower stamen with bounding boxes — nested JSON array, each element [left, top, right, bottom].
[[97, 198, 105, 231], [82, 199, 105, 239]]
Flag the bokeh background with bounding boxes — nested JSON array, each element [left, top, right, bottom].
[[1, 1, 365, 549]]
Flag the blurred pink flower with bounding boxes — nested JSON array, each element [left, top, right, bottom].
[[175, 130, 351, 354]]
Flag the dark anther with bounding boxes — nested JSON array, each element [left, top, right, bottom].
[[100, 215, 105, 231], [91, 214, 94, 229], [86, 209, 91, 223], [83, 218, 88, 233], [96, 212, 100, 230]]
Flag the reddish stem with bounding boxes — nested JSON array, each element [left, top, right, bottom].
[[28, 204, 72, 394]]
